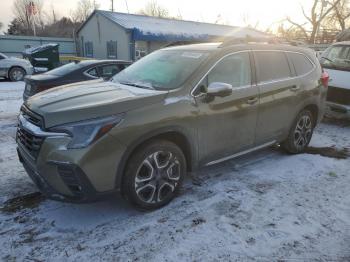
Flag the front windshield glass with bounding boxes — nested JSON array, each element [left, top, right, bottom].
[[112, 50, 210, 90], [320, 45, 350, 71], [46, 62, 84, 76]]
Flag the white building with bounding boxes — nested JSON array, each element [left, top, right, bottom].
[[77, 10, 270, 61]]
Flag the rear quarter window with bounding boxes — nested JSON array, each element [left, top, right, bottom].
[[288, 53, 315, 76], [255, 51, 291, 83]]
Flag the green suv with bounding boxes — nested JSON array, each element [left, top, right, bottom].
[[16, 42, 328, 210]]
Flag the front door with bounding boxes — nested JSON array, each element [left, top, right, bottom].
[[194, 51, 259, 165]]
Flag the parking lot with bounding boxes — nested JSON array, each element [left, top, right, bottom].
[[0, 80, 350, 261]]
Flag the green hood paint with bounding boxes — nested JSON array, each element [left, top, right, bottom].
[[25, 79, 167, 128]]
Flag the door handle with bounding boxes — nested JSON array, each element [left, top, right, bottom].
[[290, 85, 300, 92], [246, 97, 258, 105]]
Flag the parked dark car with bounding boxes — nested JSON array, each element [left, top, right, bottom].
[[23, 60, 131, 100]]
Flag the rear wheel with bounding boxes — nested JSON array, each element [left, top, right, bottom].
[[123, 140, 186, 210], [282, 110, 314, 153], [9, 67, 25, 81]]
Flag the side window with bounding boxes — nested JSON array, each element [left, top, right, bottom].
[[0, 55, 4, 60], [207, 52, 251, 88], [86, 67, 98, 78], [99, 64, 120, 78], [255, 51, 291, 83], [289, 53, 314, 76], [107, 41, 117, 59]]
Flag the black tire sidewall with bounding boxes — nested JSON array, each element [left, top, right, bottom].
[[123, 140, 186, 210]]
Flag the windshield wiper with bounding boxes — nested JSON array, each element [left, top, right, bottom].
[[321, 56, 335, 64], [119, 81, 155, 90]]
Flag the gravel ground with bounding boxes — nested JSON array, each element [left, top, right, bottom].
[[0, 80, 349, 261]]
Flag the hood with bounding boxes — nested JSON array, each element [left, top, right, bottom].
[[25, 80, 167, 128]]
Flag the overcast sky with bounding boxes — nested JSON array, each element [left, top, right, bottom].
[[0, 0, 309, 33]]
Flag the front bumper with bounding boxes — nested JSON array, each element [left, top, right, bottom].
[[17, 145, 113, 202], [16, 111, 127, 202]]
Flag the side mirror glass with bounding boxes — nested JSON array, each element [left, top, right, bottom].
[[207, 82, 232, 97]]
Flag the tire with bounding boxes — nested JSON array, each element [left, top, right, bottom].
[[123, 139, 186, 210], [9, 67, 26, 82], [282, 110, 314, 154]]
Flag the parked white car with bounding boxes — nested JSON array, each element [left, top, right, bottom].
[[0, 52, 34, 81], [320, 42, 350, 116]]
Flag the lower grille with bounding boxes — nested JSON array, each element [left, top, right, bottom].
[[57, 166, 83, 195], [327, 86, 350, 105], [16, 127, 44, 159]]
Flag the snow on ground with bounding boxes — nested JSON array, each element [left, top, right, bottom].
[[0, 80, 349, 261]]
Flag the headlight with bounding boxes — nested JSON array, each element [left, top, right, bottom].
[[49, 114, 124, 149]]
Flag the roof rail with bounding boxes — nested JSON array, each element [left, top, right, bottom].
[[218, 35, 280, 48]]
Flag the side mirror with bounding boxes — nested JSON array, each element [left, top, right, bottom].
[[207, 82, 232, 97]]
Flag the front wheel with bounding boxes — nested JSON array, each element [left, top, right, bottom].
[[123, 140, 186, 210], [282, 110, 314, 154], [9, 67, 25, 81]]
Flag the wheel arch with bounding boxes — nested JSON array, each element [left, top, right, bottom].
[[115, 127, 197, 191], [303, 104, 319, 127]]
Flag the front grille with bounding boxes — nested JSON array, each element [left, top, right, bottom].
[[327, 86, 350, 105], [20, 105, 43, 127], [17, 106, 45, 159], [16, 127, 44, 159]]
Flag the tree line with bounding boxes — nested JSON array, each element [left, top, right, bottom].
[[1, 0, 350, 43]]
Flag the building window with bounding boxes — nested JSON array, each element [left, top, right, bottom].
[[84, 41, 93, 58], [107, 41, 117, 59]]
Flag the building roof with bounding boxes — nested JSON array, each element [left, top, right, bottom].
[[78, 10, 270, 42]]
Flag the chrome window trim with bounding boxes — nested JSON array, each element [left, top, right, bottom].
[[18, 114, 68, 138], [253, 50, 317, 85], [190, 49, 318, 97]]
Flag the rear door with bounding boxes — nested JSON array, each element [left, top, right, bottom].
[[195, 51, 259, 164], [253, 50, 297, 144]]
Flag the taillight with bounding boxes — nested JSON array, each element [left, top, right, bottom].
[[321, 69, 329, 88]]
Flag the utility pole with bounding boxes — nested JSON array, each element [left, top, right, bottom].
[[111, 0, 114, 12]]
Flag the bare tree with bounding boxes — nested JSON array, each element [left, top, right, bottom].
[[0, 22, 3, 30], [71, 0, 100, 23], [328, 0, 350, 31], [286, 0, 341, 43], [138, 0, 169, 18]]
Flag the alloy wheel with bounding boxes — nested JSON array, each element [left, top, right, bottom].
[[11, 69, 24, 81], [293, 115, 312, 150], [135, 151, 181, 204]]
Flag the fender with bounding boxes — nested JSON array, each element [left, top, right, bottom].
[[114, 125, 198, 190]]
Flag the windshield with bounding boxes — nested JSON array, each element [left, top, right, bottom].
[[112, 50, 210, 90], [46, 62, 84, 76], [320, 45, 350, 71]]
